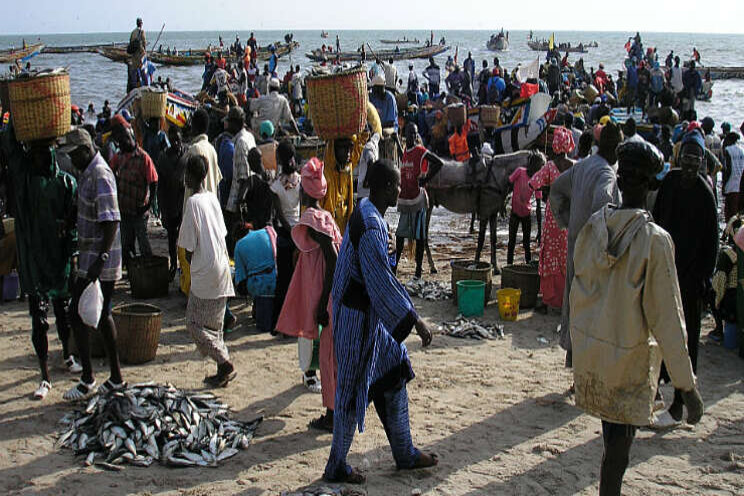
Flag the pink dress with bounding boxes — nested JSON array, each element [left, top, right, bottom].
[[276, 207, 342, 409], [529, 161, 568, 308]]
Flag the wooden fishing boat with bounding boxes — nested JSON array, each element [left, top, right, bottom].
[[45, 43, 126, 54], [380, 39, 420, 45], [527, 40, 588, 53], [98, 42, 299, 66], [0, 43, 44, 63], [696, 66, 744, 80], [486, 34, 509, 51], [306, 44, 448, 62]]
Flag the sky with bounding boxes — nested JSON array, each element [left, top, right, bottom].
[[6, 0, 743, 35]]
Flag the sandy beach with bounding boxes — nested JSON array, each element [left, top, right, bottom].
[[1, 214, 743, 495]]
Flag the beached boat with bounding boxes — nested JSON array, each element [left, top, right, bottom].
[[487, 34, 509, 51], [45, 43, 126, 54], [380, 39, 420, 45], [98, 42, 299, 66], [527, 40, 588, 53], [306, 44, 448, 62], [0, 43, 44, 63]]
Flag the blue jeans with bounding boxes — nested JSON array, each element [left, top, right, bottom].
[[121, 213, 152, 267]]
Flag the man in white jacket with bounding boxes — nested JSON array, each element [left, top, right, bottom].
[[571, 141, 704, 496]]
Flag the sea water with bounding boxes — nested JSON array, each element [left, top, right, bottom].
[[2, 29, 743, 128]]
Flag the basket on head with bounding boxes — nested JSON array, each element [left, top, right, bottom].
[[306, 68, 368, 140], [9, 72, 71, 142], [446, 103, 466, 128], [479, 105, 501, 128], [139, 88, 167, 119]]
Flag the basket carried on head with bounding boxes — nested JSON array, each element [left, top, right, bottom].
[[113, 303, 162, 364], [8, 72, 70, 142], [479, 105, 501, 128], [139, 88, 167, 119], [306, 68, 368, 140], [446, 103, 467, 128]]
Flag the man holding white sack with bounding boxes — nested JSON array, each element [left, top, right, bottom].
[[60, 128, 126, 401]]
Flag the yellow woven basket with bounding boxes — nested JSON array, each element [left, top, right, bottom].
[[306, 68, 368, 140], [140, 89, 167, 119], [9, 73, 70, 142], [479, 105, 501, 128]]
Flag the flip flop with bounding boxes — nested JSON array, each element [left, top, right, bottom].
[[65, 356, 83, 374], [98, 379, 127, 395], [33, 380, 51, 400], [303, 374, 322, 394], [63, 380, 97, 402]]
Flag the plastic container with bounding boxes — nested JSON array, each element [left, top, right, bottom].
[[457, 280, 486, 317], [497, 288, 521, 321], [724, 321, 739, 350], [451, 259, 492, 307], [254, 296, 274, 332]]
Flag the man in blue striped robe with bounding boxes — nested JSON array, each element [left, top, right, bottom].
[[323, 159, 438, 484]]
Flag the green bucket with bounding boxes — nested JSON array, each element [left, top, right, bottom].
[[457, 280, 486, 317]]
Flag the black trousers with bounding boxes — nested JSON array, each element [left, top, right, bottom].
[[29, 294, 71, 363], [507, 212, 531, 265], [600, 421, 637, 496], [162, 215, 181, 272], [272, 230, 296, 329]]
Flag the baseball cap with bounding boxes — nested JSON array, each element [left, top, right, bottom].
[[371, 74, 386, 87], [58, 128, 93, 154]]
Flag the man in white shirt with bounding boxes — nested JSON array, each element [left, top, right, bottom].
[[184, 109, 222, 212], [178, 154, 237, 388], [384, 57, 398, 92], [249, 78, 302, 135], [226, 106, 257, 214]]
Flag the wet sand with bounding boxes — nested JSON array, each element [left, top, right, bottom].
[[0, 213, 742, 495]]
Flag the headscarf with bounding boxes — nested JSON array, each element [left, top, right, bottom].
[[593, 123, 603, 143], [552, 126, 575, 155], [301, 157, 327, 200], [260, 120, 275, 139]]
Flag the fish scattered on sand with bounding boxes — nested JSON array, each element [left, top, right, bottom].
[[438, 316, 505, 340], [57, 382, 262, 468], [405, 279, 453, 301], [281, 486, 368, 496]]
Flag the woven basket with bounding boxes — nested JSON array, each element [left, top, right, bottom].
[[446, 103, 467, 128], [139, 89, 167, 119], [113, 303, 162, 365], [500, 263, 540, 308], [129, 255, 169, 299], [9, 73, 70, 142], [306, 68, 368, 140], [450, 259, 492, 306], [479, 105, 501, 128]]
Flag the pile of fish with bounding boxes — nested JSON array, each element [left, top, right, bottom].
[[57, 382, 262, 469], [438, 316, 505, 340], [281, 487, 367, 496], [405, 279, 453, 301]]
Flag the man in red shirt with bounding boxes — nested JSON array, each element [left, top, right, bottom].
[[395, 123, 444, 278], [109, 114, 158, 269]]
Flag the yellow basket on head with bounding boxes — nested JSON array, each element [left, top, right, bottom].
[[9, 72, 71, 142], [497, 288, 521, 321]]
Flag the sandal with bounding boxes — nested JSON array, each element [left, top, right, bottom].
[[65, 356, 83, 374], [204, 371, 237, 388], [33, 380, 51, 400], [400, 452, 439, 471], [98, 379, 127, 395], [63, 380, 97, 401], [303, 373, 322, 394]]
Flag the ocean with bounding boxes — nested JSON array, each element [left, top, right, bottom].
[[2, 29, 744, 129]]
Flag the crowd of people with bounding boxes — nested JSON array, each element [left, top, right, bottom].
[[2, 23, 744, 494]]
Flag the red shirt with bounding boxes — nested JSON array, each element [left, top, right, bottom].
[[400, 145, 429, 200]]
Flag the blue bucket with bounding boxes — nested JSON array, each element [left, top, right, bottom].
[[724, 321, 739, 350]]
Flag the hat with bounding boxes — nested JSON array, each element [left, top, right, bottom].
[[58, 128, 93, 154], [120, 109, 133, 122], [371, 74, 386, 87], [269, 77, 281, 89], [111, 113, 131, 130], [594, 97, 601, 104], [259, 120, 275, 138], [687, 121, 702, 132], [224, 105, 245, 123], [599, 115, 612, 126], [301, 157, 327, 200], [552, 126, 575, 155]]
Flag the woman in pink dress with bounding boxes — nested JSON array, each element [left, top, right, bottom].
[[529, 127, 575, 311], [276, 158, 342, 432]]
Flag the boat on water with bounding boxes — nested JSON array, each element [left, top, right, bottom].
[[306, 44, 448, 62], [695, 66, 744, 80], [321, 31, 329, 38], [45, 42, 126, 54], [487, 33, 509, 51], [0, 43, 45, 63], [528, 40, 588, 53], [98, 41, 299, 66], [380, 38, 420, 45]]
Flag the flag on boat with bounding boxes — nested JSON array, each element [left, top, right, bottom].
[[548, 33, 555, 51]]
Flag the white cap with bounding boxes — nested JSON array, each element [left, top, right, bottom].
[[269, 77, 281, 89], [371, 74, 386, 87]]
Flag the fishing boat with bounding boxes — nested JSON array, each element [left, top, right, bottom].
[[696, 66, 744, 80], [527, 40, 588, 53], [306, 44, 448, 62], [321, 31, 329, 38], [45, 42, 126, 54], [0, 43, 45, 63], [380, 38, 420, 45], [98, 41, 299, 66], [486, 33, 509, 51]]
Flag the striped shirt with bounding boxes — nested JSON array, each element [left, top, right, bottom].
[[76, 153, 122, 281]]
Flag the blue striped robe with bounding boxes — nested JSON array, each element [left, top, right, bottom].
[[332, 198, 418, 433]]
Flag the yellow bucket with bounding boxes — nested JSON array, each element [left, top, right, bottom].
[[497, 288, 521, 321]]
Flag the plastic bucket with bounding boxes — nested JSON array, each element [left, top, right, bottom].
[[497, 288, 521, 321], [724, 321, 739, 350], [457, 280, 486, 317], [254, 296, 274, 332]]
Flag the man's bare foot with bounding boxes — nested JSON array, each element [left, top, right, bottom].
[[323, 466, 366, 484], [401, 452, 439, 470]]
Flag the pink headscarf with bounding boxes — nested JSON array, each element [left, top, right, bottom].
[[552, 126, 575, 155], [301, 157, 327, 200]]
